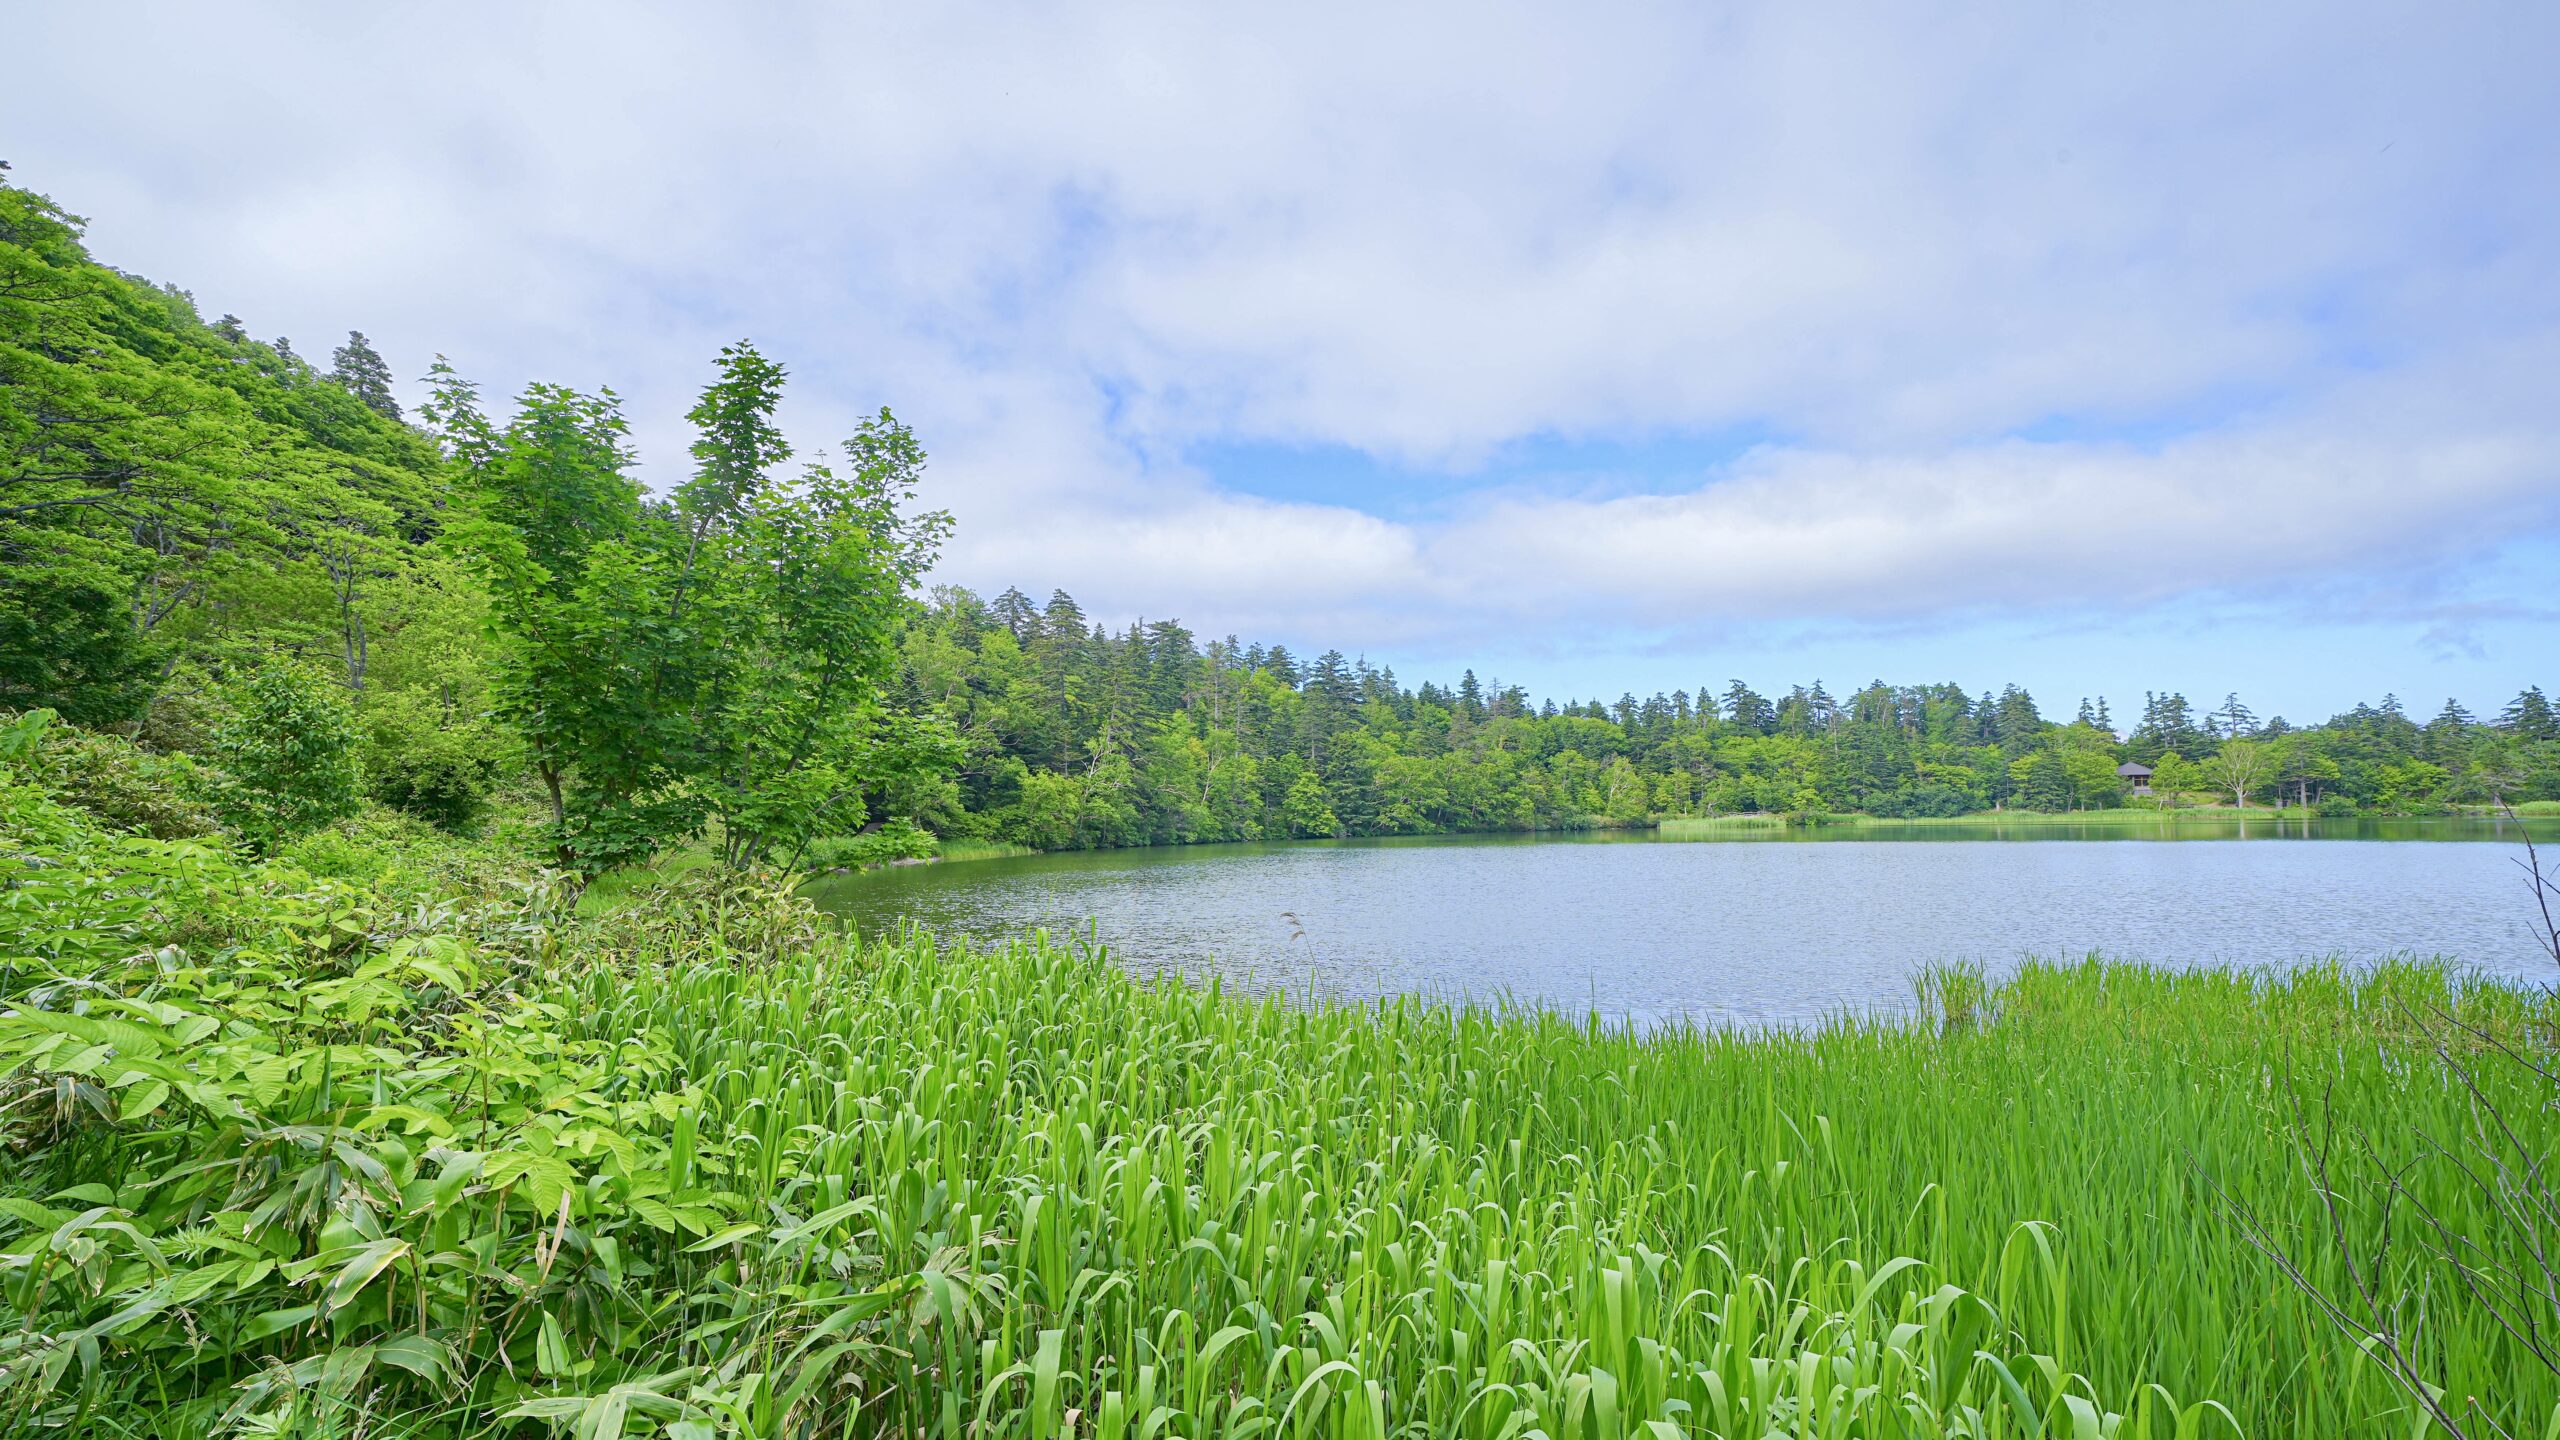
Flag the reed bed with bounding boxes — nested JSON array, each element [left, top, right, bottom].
[[6, 778, 2556, 1436], [542, 933, 2556, 1437]]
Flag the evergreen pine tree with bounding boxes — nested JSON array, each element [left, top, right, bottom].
[[2499, 685, 2557, 741], [1723, 681, 1774, 733], [329, 330, 402, 420], [991, 586, 1038, 639], [1993, 686, 2043, 754]]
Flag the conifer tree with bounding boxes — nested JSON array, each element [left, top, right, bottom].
[[329, 330, 403, 420], [992, 586, 1038, 639], [2216, 693, 2257, 738], [2500, 685, 2557, 741]]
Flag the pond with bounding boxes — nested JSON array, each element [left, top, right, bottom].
[[805, 818, 2558, 1027]]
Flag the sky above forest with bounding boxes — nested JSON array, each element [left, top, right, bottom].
[[10, 4, 2557, 722]]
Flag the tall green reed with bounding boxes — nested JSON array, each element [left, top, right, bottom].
[[6, 754, 2554, 1436]]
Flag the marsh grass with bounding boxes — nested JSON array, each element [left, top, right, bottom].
[[7, 760, 2558, 1437], [1657, 808, 2337, 837], [576, 837, 1030, 919], [554, 937, 2560, 1436], [934, 837, 1042, 863], [1652, 814, 1799, 833]]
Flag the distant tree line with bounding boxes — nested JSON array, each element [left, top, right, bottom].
[[896, 587, 2560, 847]]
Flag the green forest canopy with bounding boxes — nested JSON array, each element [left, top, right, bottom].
[[4, 167, 2556, 868]]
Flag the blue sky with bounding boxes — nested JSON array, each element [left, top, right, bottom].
[[9, 3, 2556, 722]]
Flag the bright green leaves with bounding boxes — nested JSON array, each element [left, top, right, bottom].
[[677, 341, 791, 528], [0, 774, 799, 1433], [436, 341, 952, 874], [483, 1151, 579, 1218], [210, 661, 365, 851], [320, 1237, 411, 1314], [1, 174, 448, 730], [426, 369, 674, 869]]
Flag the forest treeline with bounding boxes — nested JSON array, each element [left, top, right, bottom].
[[6, 167, 2556, 870], [898, 586, 2560, 848]]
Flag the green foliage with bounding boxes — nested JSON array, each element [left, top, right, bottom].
[[430, 343, 952, 875], [803, 819, 937, 870], [0, 575, 161, 725], [1868, 781, 1974, 818], [2207, 737, 2272, 807], [0, 173, 449, 714], [425, 363, 674, 871], [683, 391, 954, 868], [269, 803, 535, 904], [327, 330, 401, 422], [20, 711, 219, 839], [1005, 768, 1086, 851], [210, 665, 364, 851], [1281, 769, 1340, 837], [358, 686, 507, 830], [5, 744, 2554, 1434], [904, 590, 2557, 850]]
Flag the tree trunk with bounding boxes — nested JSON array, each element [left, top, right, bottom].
[[542, 765, 571, 868], [343, 605, 368, 693]]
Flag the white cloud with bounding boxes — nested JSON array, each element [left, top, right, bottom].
[[7, 0, 2556, 665], [1434, 423, 2557, 626]]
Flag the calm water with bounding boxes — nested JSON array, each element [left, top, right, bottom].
[[807, 818, 2557, 1026]]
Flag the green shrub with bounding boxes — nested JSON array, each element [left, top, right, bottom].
[[209, 663, 364, 850], [273, 802, 531, 904], [21, 716, 221, 839], [2316, 793, 2360, 818], [1870, 782, 1974, 818], [0, 576, 162, 726], [804, 818, 937, 869], [361, 687, 509, 830]]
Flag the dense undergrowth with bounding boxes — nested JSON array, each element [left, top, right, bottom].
[[4, 733, 2558, 1437]]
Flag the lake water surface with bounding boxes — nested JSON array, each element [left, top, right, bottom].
[[806, 818, 2557, 1026]]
